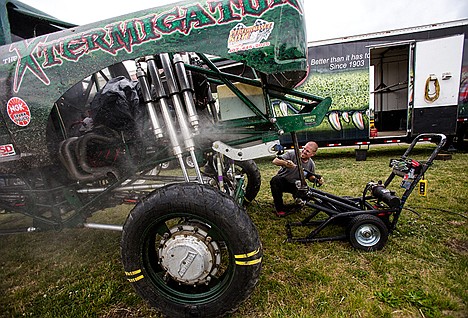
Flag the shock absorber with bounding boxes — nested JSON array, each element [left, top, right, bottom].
[[173, 53, 199, 132], [215, 154, 225, 192], [160, 53, 203, 183], [135, 60, 163, 139], [145, 56, 190, 182]]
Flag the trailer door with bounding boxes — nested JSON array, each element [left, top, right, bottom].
[[412, 34, 464, 135], [369, 41, 413, 138]]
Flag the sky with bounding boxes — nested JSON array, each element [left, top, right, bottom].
[[19, 0, 468, 42]]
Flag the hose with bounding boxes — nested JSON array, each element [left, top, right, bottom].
[[424, 76, 440, 103], [405, 206, 467, 220]]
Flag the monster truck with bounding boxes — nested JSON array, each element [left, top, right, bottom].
[[0, 0, 330, 317]]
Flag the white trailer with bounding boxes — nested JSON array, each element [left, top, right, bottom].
[[293, 19, 468, 150]]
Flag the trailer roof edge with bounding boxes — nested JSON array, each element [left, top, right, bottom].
[[308, 18, 468, 47]]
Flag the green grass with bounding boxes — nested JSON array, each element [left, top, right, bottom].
[[1, 144, 467, 317]]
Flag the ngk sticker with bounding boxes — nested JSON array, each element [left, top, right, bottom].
[[0, 144, 16, 157], [6, 97, 31, 126]]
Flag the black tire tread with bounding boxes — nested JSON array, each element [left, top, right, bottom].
[[347, 214, 389, 251], [234, 160, 261, 205], [121, 183, 262, 318]]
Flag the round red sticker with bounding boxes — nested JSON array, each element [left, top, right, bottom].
[[7, 97, 31, 127]]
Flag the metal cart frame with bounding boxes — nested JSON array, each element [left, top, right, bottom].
[[285, 133, 447, 251]]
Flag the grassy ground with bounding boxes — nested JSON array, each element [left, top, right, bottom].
[[0, 144, 467, 318]]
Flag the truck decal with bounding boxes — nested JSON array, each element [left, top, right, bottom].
[[0, 143, 16, 157], [8, 0, 303, 93], [228, 19, 274, 53], [9, 37, 51, 92], [6, 97, 31, 126]]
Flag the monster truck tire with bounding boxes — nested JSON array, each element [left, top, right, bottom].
[[233, 160, 261, 206], [121, 183, 262, 318]]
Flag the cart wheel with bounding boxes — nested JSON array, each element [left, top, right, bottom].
[[347, 214, 389, 251], [121, 183, 262, 318]]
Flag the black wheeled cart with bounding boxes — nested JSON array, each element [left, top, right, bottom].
[[285, 134, 447, 251]]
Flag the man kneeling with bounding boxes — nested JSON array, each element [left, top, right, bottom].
[[270, 141, 324, 217]]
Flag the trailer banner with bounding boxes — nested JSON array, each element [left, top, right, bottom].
[[291, 42, 372, 145]]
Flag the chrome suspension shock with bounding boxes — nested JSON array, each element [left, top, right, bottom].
[[145, 56, 190, 182], [135, 61, 163, 139], [160, 53, 203, 183], [173, 53, 199, 132]]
